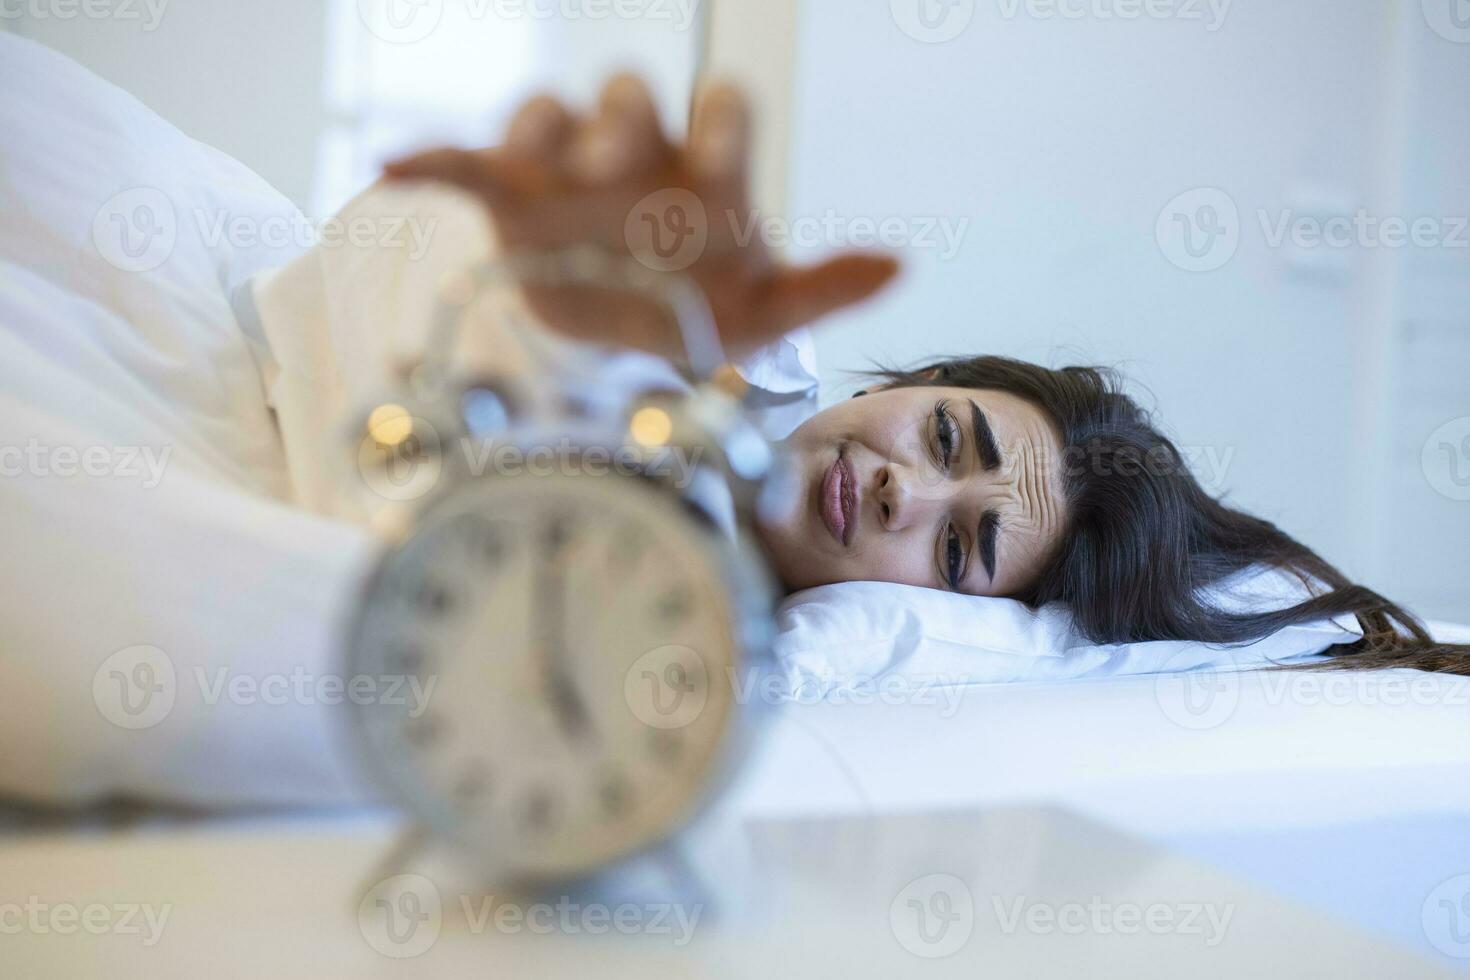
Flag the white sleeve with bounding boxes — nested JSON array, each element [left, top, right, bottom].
[[247, 180, 823, 518], [0, 265, 380, 809], [733, 329, 821, 441]]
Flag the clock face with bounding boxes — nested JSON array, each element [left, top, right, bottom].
[[349, 469, 744, 882]]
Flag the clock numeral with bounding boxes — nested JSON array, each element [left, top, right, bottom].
[[542, 514, 574, 556], [404, 713, 445, 748], [648, 729, 683, 764], [453, 765, 491, 807], [465, 518, 507, 565], [391, 644, 425, 674], [610, 524, 649, 569], [519, 789, 558, 835], [416, 581, 455, 618], [599, 772, 631, 818], [655, 586, 693, 625]]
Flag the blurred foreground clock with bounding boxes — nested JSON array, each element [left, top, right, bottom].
[[342, 249, 786, 891]]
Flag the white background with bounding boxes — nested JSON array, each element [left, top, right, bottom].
[[5, 0, 1467, 621]]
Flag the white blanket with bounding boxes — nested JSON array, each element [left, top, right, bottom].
[[0, 35, 815, 808]]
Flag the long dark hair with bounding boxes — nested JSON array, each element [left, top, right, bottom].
[[876, 355, 1470, 675]]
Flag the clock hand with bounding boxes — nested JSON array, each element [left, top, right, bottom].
[[536, 519, 597, 744]]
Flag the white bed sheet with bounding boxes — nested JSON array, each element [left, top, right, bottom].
[[736, 621, 1470, 838]]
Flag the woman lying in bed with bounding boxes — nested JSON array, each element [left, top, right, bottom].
[[384, 76, 1466, 676]]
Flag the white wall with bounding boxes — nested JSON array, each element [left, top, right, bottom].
[[8, 0, 328, 207], [781, 0, 1469, 621], [8, 0, 1466, 620]]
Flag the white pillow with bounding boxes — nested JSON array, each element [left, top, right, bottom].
[[773, 565, 1365, 696]]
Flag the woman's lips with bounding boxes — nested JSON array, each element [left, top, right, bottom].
[[819, 452, 858, 547]]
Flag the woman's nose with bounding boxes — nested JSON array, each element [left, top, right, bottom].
[[876, 464, 911, 530]]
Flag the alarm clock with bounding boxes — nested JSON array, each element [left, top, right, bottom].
[[341, 248, 786, 891]]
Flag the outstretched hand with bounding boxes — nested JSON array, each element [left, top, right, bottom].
[[384, 75, 899, 364]]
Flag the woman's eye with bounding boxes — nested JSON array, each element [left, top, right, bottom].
[[932, 402, 959, 468], [944, 524, 966, 588]]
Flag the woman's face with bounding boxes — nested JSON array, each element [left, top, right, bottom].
[[760, 384, 1070, 596]]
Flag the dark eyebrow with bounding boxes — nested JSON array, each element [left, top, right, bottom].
[[978, 510, 1000, 582], [969, 400, 1002, 472]]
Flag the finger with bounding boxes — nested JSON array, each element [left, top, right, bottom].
[[569, 74, 669, 184], [600, 73, 668, 167], [383, 147, 550, 201], [689, 81, 751, 190], [505, 93, 575, 162], [756, 253, 901, 337]]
